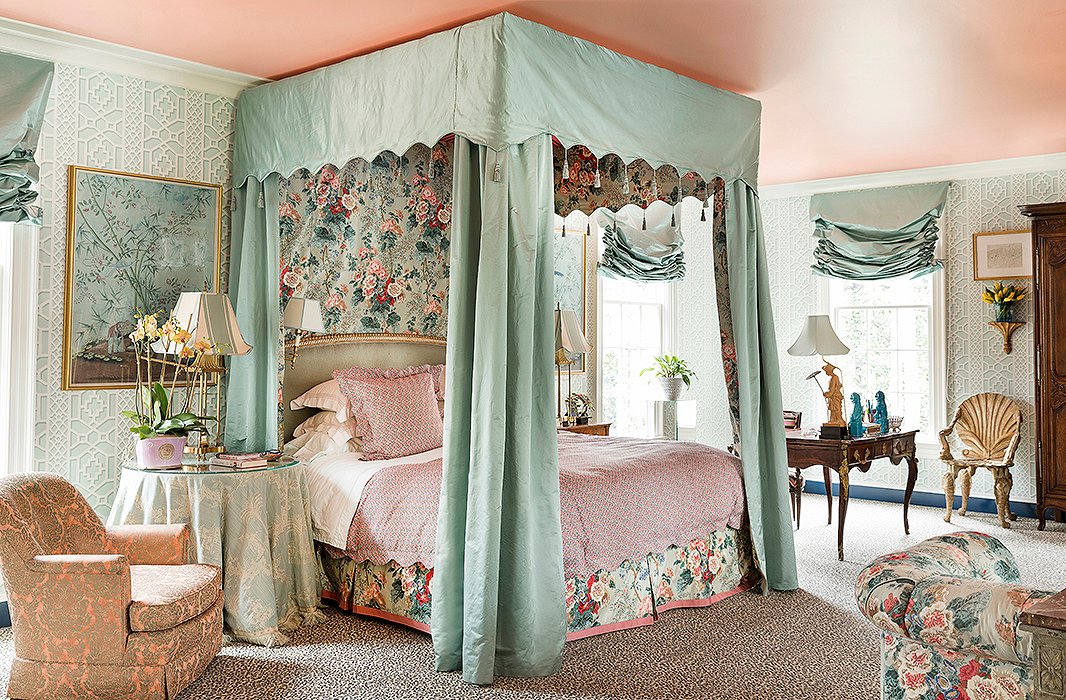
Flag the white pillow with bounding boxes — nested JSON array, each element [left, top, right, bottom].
[[284, 430, 360, 461], [293, 410, 359, 443], [290, 379, 350, 421]]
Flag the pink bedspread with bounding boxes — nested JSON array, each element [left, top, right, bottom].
[[344, 431, 746, 575]]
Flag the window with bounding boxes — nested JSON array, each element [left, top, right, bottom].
[[598, 276, 674, 437], [0, 222, 37, 475], [823, 273, 946, 449]]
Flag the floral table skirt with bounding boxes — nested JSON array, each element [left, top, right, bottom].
[[107, 465, 324, 646]]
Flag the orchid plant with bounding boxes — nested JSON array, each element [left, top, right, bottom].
[[122, 313, 215, 440]]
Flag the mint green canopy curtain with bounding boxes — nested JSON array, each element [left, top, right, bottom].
[[228, 11, 796, 683], [810, 182, 950, 280], [0, 52, 53, 224], [433, 135, 565, 682], [224, 175, 281, 451]]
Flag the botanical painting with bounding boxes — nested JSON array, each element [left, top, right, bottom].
[[278, 140, 452, 338], [62, 166, 221, 390], [553, 225, 587, 373]]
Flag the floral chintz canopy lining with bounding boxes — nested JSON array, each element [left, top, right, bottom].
[[276, 136, 725, 338]]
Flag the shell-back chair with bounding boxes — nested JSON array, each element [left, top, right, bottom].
[[940, 392, 1021, 528]]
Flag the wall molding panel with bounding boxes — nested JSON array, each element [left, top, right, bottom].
[[0, 17, 264, 99], [762, 152, 1066, 200]]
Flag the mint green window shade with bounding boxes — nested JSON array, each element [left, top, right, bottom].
[[0, 52, 53, 224], [809, 182, 950, 280], [598, 206, 685, 281]]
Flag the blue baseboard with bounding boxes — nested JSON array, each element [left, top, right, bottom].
[[0, 601, 9, 628], [802, 480, 1039, 520]]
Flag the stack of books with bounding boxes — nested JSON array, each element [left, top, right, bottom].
[[210, 452, 269, 469]]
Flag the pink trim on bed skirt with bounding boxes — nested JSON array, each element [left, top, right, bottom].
[[321, 589, 433, 634], [566, 575, 758, 641], [323, 575, 757, 641]]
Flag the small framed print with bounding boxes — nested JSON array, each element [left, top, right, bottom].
[[973, 230, 1032, 280]]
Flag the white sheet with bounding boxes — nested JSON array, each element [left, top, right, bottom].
[[302, 447, 443, 550]]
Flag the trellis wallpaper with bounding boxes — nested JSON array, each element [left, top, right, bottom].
[[761, 169, 1066, 504], [33, 62, 235, 513]]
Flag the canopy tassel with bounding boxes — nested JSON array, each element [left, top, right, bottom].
[[492, 151, 502, 182], [700, 196, 709, 221], [257, 190, 264, 209], [562, 147, 569, 181], [670, 208, 676, 228], [586, 220, 591, 236], [622, 163, 630, 196], [561, 219, 567, 237], [642, 210, 647, 230], [651, 174, 659, 200], [593, 159, 601, 189]]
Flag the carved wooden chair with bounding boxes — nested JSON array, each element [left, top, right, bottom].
[[940, 392, 1021, 529]]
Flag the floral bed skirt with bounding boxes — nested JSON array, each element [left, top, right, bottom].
[[318, 526, 759, 640]]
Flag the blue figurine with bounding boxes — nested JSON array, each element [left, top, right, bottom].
[[874, 390, 890, 434], [849, 392, 866, 438]]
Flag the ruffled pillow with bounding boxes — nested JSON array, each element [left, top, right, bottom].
[[333, 370, 444, 460], [289, 379, 351, 421], [335, 364, 445, 401], [284, 430, 360, 461], [293, 410, 360, 444]]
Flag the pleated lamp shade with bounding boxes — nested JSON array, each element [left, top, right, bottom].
[[787, 314, 849, 357], [555, 308, 592, 354], [282, 297, 326, 333], [167, 292, 253, 356]]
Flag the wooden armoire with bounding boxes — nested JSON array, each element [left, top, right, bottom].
[[1020, 202, 1066, 529]]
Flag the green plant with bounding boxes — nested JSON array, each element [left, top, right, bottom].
[[122, 382, 212, 439], [122, 313, 215, 440], [639, 355, 698, 386], [566, 393, 593, 417]]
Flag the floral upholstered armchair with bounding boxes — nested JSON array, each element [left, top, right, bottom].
[[856, 532, 1052, 700], [0, 473, 223, 700]]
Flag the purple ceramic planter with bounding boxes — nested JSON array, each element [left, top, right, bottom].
[[134, 436, 187, 469]]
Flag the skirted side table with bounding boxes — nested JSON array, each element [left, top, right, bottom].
[[108, 459, 324, 647]]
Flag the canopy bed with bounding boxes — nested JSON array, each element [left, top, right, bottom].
[[226, 12, 795, 684]]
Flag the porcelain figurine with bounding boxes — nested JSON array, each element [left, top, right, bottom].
[[823, 360, 847, 427], [874, 391, 890, 434], [849, 392, 866, 438]]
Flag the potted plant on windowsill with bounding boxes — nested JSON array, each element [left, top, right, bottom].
[[640, 355, 697, 401], [123, 314, 215, 469]]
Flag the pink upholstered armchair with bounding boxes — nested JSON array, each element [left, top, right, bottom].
[[0, 473, 223, 699]]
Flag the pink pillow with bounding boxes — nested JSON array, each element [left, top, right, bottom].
[[333, 370, 443, 460], [336, 364, 445, 401]]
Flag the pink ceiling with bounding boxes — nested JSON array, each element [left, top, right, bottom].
[[3, 0, 1066, 185]]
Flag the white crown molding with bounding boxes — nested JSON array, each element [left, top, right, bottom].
[[760, 152, 1066, 200], [0, 16, 266, 98]]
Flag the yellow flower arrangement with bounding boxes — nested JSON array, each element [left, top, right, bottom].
[[981, 281, 1027, 305]]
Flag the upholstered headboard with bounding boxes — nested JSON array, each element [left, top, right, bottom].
[[281, 333, 447, 441]]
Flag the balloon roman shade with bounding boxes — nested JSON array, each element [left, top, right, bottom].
[[598, 206, 685, 281], [0, 52, 53, 224], [809, 182, 951, 280]]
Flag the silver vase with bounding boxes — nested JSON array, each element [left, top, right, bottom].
[[659, 377, 685, 401]]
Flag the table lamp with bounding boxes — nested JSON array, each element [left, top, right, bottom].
[[555, 304, 592, 426], [787, 314, 850, 440], [283, 297, 325, 368], [163, 292, 252, 457]]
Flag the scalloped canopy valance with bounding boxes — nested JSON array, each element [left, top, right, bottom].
[[233, 12, 762, 189]]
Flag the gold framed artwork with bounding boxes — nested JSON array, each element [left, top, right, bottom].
[[62, 166, 222, 390], [972, 230, 1032, 280], [553, 221, 589, 374]]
